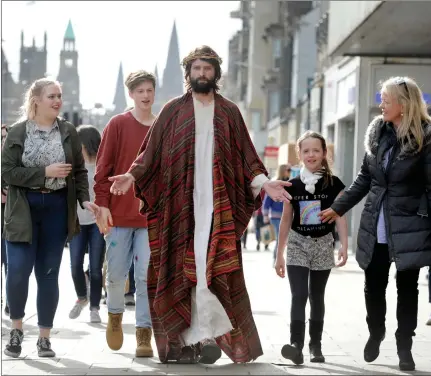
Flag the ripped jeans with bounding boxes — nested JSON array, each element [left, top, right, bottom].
[[6, 189, 68, 329], [105, 227, 151, 328]]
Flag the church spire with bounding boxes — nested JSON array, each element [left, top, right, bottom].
[[64, 19, 75, 40], [161, 20, 184, 99], [113, 62, 127, 114], [154, 64, 160, 91], [63, 19, 75, 51], [1, 45, 7, 68]]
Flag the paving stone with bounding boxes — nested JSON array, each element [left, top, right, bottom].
[[2, 239, 430, 375]]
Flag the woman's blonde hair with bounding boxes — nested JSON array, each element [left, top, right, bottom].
[[297, 130, 333, 189], [380, 76, 431, 152], [276, 164, 287, 180], [19, 77, 61, 121]]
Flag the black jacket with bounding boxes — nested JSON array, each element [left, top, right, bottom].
[[331, 116, 431, 271]]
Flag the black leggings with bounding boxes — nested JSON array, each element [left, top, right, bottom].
[[287, 265, 331, 322]]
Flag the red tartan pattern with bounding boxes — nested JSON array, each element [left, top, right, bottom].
[[130, 92, 268, 363]]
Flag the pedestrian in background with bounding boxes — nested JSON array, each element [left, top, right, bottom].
[[320, 76, 431, 371], [68, 125, 105, 324], [1, 77, 97, 358], [263, 164, 291, 262]]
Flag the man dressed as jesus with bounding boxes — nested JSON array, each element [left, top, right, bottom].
[[108, 46, 291, 364]]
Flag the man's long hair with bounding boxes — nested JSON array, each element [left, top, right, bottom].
[[181, 45, 223, 93]]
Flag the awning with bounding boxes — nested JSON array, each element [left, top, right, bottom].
[[330, 1, 431, 58]]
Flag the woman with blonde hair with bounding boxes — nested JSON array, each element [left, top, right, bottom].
[[1, 77, 98, 358], [320, 76, 431, 371]]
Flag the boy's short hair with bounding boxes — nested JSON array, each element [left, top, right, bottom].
[[125, 70, 156, 91]]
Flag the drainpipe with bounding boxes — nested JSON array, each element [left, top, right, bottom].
[[318, 75, 324, 133]]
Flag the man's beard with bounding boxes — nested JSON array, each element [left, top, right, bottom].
[[190, 77, 217, 94]]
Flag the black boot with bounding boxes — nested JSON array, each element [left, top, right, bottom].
[[364, 333, 385, 363], [396, 334, 415, 371], [281, 320, 305, 365], [309, 320, 325, 363]]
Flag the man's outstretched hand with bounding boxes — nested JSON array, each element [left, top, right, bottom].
[[263, 180, 292, 203], [109, 173, 135, 196]]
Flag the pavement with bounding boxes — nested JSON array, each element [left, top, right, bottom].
[[1, 235, 431, 375]]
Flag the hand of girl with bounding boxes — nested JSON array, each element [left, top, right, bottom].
[[336, 247, 348, 267], [274, 256, 286, 278]]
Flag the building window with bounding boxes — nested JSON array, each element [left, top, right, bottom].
[[272, 38, 282, 69], [269, 91, 280, 119], [251, 110, 261, 132], [65, 59, 73, 67]]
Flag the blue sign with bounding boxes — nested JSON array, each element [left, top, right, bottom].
[[375, 92, 431, 104]]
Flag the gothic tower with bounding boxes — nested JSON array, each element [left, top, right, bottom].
[[153, 21, 184, 115], [154, 65, 160, 92], [112, 62, 127, 115], [57, 19, 81, 125], [161, 21, 184, 100], [153, 64, 162, 114], [19, 30, 47, 88], [2, 45, 20, 124]]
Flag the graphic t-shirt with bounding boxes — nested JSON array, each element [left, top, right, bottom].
[[286, 175, 345, 238]]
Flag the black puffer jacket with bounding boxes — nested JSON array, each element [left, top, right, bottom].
[[331, 116, 431, 271]]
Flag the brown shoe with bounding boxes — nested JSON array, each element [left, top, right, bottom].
[[106, 313, 123, 351], [136, 327, 154, 357]]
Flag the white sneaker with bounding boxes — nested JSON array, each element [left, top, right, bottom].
[[90, 309, 101, 323], [125, 294, 136, 306], [69, 299, 88, 319]]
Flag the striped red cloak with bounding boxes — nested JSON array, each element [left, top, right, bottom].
[[129, 91, 268, 363]]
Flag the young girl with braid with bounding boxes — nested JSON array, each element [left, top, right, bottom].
[[275, 131, 348, 365]]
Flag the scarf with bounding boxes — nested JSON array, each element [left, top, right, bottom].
[[300, 166, 323, 194]]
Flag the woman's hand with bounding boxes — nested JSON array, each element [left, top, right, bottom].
[[319, 208, 339, 224], [45, 163, 72, 178], [336, 247, 348, 267], [83, 201, 100, 216]]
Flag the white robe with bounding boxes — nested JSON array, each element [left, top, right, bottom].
[[180, 97, 268, 346]]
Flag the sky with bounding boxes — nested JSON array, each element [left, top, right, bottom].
[[1, 1, 242, 109]]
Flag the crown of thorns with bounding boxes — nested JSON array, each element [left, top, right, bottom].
[[181, 50, 223, 68]]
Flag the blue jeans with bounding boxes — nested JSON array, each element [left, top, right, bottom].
[[70, 223, 105, 309], [6, 190, 68, 328], [126, 262, 136, 295], [254, 214, 264, 242], [1, 236, 7, 309], [270, 217, 281, 260], [105, 227, 151, 328], [1, 203, 8, 307]]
